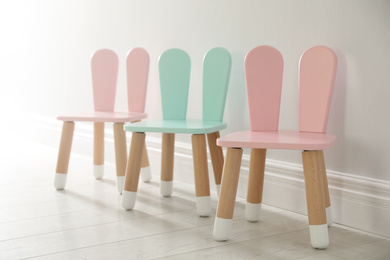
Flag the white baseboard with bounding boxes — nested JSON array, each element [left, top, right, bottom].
[[26, 114, 390, 238], [242, 158, 390, 238]]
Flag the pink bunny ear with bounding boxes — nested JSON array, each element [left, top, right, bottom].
[[245, 45, 284, 131], [127, 48, 149, 113], [299, 46, 338, 133], [91, 49, 119, 112]]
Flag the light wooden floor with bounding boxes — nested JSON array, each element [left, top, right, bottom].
[[1, 136, 389, 260]]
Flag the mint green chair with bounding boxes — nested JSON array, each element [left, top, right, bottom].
[[121, 47, 232, 216]]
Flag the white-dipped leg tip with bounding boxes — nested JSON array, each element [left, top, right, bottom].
[[54, 173, 67, 190], [121, 190, 137, 210], [213, 217, 232, 241], [160, 180, 173, 197], [93, 165, 104, 179], [140, 166, 152, 183], [326, 206, 333, 226], [309, 224, 329, 249], [216, 184, 221, 197], [116, 176, 125, 194], [196, 196, 211, 217], [245, 202, 262, 222]]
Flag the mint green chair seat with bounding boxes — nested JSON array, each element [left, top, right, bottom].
[[121, 47, 232, 217], [124, 119, 227, 134]]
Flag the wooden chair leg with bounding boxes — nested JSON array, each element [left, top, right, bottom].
[[214, 147, 243, 241], [130, 120, 152, 183], [113, 123, 127, 194], [54, 121, 75, 190], [192, 134, 211, 217], [246, 148, 266, 222], [161, 133, 175, 197], [93, 122, 105, 179], [121, 132, 145, 210], [302, 150, 329, 249], [140, 144, 152, 183], [319, 150, 332, 226], [207, 131, 224, 196]]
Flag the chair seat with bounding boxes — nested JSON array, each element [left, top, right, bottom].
[[217, 129, 336, 150], [56, 111, 147, 123], [124, 119, 227, 134]]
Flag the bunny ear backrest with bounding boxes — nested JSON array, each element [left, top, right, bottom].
[[91, 49, 119, 112], [299, 46, 338, 133], [127, 48, 149, 113], [159, 48, 191, 120], [202, 47, 232, 122], [245, 45, 284, 131]]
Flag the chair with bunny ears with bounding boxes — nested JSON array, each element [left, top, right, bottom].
[[213, 45, 337, 249], [54, 48, 152, 194], [121, 47, 232, 216]]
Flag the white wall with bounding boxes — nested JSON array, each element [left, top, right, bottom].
[[1, 0, 390, 184]]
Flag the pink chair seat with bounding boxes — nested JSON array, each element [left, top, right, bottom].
[[217, 129, 336, 150], [56, 111, 147, 123]]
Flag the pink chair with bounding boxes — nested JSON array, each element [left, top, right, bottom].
[[54, 48, 151, 194], [213, 45, 337, 249]]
